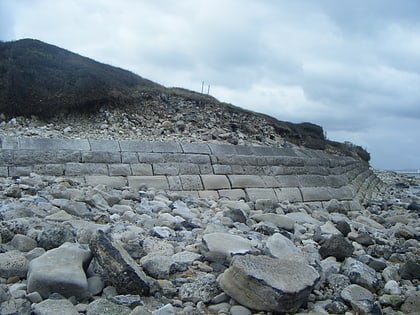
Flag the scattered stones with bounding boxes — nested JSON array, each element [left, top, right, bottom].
[[341, 257, 380, 292]]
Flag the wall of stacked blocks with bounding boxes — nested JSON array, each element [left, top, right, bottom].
[[0, 137, 383, 205]]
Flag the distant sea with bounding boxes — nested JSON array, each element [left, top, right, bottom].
[[399, 171, 420, 195]]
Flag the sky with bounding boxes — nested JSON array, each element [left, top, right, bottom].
[[1, 0, 419, 170]]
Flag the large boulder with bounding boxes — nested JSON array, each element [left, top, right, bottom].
[[27, 242, 92, 299], [319, 234, 353, 261], [218, 253, 320, 313], [89, 230, 153, 295]]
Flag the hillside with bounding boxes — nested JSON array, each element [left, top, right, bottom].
[[0, 38, 369, 161]]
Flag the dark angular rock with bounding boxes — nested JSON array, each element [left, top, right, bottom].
[[223, 208, 247, 224], [335, 220, 351, 236], [37, 225, 75, 250], [399, 257, 420, 280], [89, 230, 153, 295], [319, 234, 353, 262]]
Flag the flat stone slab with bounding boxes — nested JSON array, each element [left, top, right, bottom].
[[201, 232, 255, 262], [219, 253, 320, 313], [27, 242, 92, 299]]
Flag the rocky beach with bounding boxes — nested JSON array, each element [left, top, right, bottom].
[[0, 112, 419, 315]]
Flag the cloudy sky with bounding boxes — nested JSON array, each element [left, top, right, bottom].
[[1, 0, 419, 170]]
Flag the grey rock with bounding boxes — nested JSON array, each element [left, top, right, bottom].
[[326, 273, 351, 294], [86, 298, 131, 315], [10, 234, 37, 252], [265, 233, 301, 258], [379, 294, 404, 308], [32, 298, 79, 315], [37, 225, 75, 250], [27, 242, 92, 299], [171, 251, 202, 266], [399, 257, 420, 280], [340, 284, 374, 303], [401, 290, 420, 314], [251, 213, 295, 231], [152, 303, 175, 315], [201, 232, 255, 262], [0, 250, 29, 278], [89, 230, 153, 295], [325, 300, 348, 314], [223, 208, 247, 224], [383, 280, 401, 295], [0, 298, 31, 315], [335, 220, 351, 236], [141, 253, 175, 279], [230, 305, 252, 315], [179, 273, 219, 303], [51, 199, 92, 217], [0, 286, 9, 303], [87, 275, 104, 295], [109, 295, 144, 308], [218, 253, 320, 313], [319, 234, 353, 262], [341, 257, 380, 292]]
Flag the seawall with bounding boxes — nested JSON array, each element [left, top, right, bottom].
[[0, 137, 383, 204]]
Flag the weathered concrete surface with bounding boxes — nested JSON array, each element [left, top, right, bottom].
[[0, 136, 382, 203]]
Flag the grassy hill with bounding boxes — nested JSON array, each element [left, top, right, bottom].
[[0, 38, 370, 162]]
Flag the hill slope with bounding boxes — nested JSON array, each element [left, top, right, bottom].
[[0, 39, 369, 161]]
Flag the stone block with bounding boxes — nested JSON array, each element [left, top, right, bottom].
[[218, 189, 247, 200], [8, 166, 33, 176], [121, 152, 138, 163], [198, 190, 220, 200], [261, 176, 281, 188], [297, 175, 328, 187], [327, 175, 348, 188], [14, 150, 56, 165], [201, 175, 231, 190], [0, 166, 8, 177], [199, 164, 213, 174], [275, 188, 303, 202], [245, 188, 278, 202], [128, 176, 169, 191], [180, 142, 211, 154], [208, 143, 238, 155], [331, 186, 355, 200], [152, 142, 182, 153], [228, 175, 266, 188], [119, 140, 152, 152], [131, 164, 153, 176], [249, 146, 278, 156], [304, 166, 329, 176], [56, 150, 81, 163], [163, 153, 210, 164], [85, 176, 128, 189], [19, 137, 90, 151], [235, 145, 254, 155], [89, 139, 120, 151], [137, 153, 165, 163], [213, 164, 232, 175], [65, 163, 109, 176], [180, 175, 203, 190], [300, 187, 334, 202], [274, 175, 299, 187], [81, 151, 121, 163], [33, 164, 65, 176], [167, 176, 183, 190], [108, 164, 132, 176], [0, 150, 13, 165], [153, 163, 180, 175], [0, 137, 19, 149]]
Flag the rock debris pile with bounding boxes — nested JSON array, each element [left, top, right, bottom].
[[0, 170, 419, 314]]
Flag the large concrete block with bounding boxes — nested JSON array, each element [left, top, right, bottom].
[[0, 166, 8, 177], [108, 164, 132, 176], [81, 151, 121, 163], [167, 176, 183, 190], [89, 139, 121, 151], [198, 190, 220, 200], [137, 153, 165, 163], [208, 143, 238, 155], [0, 150, 13, 165], [180, 142, 211, 154], [245, 188, 278, 202], [85, 176, 128, 189], [56, 150, 81, 163], [180, 175, 203, 190], [213, 164, 232, 175], [0, 137, 19, 149], [274, 175, 300, 187], [14, 150, 56, 165], [297, 175, 327, 187], [8, 166, 32, 176], [153, 163, 181, 176], [119, 140, 152, 152], [201, 175, 231, 190], [199, 164, 213, 174], [130, 164, 153, 176], [65, 163, 109, 176], [128, 176, 169, 191], [163, 153, 210, 164], [34, 164, 65, 176], [326, 175, 348, 188], [275, 187, 303, 202], [152, 142, 182, 153], [228, 175, 266, 188], [218, 189, 247, 200], [300, 187, 334, 202], [19, 138, 90, 151], [121, 152, 138, 163]]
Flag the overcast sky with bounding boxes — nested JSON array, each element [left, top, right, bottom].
[[1, 0, 419, 170]]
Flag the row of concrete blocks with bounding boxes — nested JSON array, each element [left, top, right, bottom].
[[75, 175, 358, 203]]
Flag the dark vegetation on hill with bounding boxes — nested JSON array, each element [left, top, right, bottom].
[[0, 38, 370, 162]]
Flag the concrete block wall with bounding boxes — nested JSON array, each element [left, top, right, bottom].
[[0, 137, 383, 203]]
